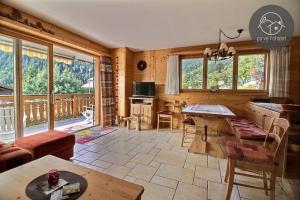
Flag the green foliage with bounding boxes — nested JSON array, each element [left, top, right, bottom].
[[181, 55, 265, 90], [54, 62, 83, 94], [0, 50, 94, 95], [238, 54, 265, 89], [182, 58, 203, 89], [207, 58, 233, 89]]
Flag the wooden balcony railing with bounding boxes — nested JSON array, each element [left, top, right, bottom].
[[0, 93, 95, 127]]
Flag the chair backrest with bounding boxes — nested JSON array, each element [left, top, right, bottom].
[[161, 99, 177, 112], [264, 118, 289, 164]]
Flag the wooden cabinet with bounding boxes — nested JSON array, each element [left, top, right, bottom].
[[129, 97, 156, 129]]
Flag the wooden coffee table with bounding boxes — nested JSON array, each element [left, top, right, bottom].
[[0, 155, 144, 200]]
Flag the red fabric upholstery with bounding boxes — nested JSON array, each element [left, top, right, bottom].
[[182, 118, 195, 125], [225, 141, 273, 164], [227, 117, 267, 140], [0, 142, 32, 172], [158, 111, 173, 115], [15, 130, 75, 160]]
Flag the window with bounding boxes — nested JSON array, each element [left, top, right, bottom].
[[238, 54, 266, 90], [181, 57, 204, 89], [207, 57, 233, 89]]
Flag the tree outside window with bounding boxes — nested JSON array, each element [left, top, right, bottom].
[[181, 58, 203, 89], [238, 54, 265, 90], [207, 57, 233, 89]]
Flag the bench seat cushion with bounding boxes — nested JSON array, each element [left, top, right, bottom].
[[225, 141, 273, 164], [227, 118, 268, 140], [0, 142, 32, 172], [182, 118, 195, 125], [15, 130, 75, 160]]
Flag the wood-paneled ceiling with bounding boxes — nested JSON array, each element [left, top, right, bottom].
[[2, 0, 300, 51]]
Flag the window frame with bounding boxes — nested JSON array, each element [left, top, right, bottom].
[[179, 55, 205, 92], [235, 50, 269, 92], [179, 49, 269, 93]]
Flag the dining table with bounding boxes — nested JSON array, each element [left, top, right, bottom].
[[182, 104, 235, 157]]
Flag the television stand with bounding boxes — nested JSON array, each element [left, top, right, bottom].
[[129, 97, 157, 129]]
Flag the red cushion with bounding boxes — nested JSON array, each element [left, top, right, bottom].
[[15, 130, 75, 159], [182, 118, 195, 125], [158, 111, 173, 115], [225, 141, 273, 164], [0, 145, 32, 172], [227, 117, 267, 140], [235, 126, 267, 140]]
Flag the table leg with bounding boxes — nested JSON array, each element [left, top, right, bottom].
[[203, 125, 207, 142]]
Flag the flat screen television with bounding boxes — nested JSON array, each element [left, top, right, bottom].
[[132, 81, 155, 97]]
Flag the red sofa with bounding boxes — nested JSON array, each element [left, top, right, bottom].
[[15, 130, 75, 160], [0, 142, 33, 173]]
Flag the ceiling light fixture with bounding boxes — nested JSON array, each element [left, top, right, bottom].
[[204, 28, 243, 61]]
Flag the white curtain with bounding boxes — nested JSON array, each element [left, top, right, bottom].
[[269, 47, 291, 97], [165, 55, 179, 95]]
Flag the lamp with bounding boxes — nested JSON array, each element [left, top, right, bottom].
[[204, 28, 243, 61]]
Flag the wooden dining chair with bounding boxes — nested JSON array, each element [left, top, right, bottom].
[[224, 118, 289, 200], [157, 99, 176, 132], [181, 115, 196, 147]]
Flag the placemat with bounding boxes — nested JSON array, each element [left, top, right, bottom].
[[26, 170, 88, 200]]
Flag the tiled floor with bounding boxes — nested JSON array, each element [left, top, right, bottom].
[[72, 128, 297, 200]]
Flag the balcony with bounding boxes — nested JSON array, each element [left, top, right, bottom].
[[0, 93, 95, 143]]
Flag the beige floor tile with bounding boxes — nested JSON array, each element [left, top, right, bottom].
[[91, 159, 113, 169], [155, 150, 186, 167], [99, 151, 132, 165], [128, 164, 157, 181], [85, 144, 106, 152], [131, 153, 155, 165], [156, 164, 194, 184], [124, 175, 137, 183], [208, 181, 240, 200], [125, 161, 137, 169], [75, 152, 102, 163], [238, 183, 289, 200], [219, 158, 228, 178], [173, 182, 207, 200], [195, 165, 221, 183], [151, 175, 178, 189], [186, 153, 207, 167], [184, 162, 196, 170], [149, 161, 161, 168], [155, 141, 175, 150], [106, 141, 139, 154], [74, 144, 88, 152], [135, 179, 175, 200], [148, 148, 161, 156], [132, 143, 155, 154], [193, 177, 207, 189], [208, 156, 220, 169], [104, 164, 131, 179]]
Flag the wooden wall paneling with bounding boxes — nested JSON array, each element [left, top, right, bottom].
[[94, 57, 102, 125], [112, 47, 134, 118], [125, 48, 134, 116], [289, 37, 300, 103]]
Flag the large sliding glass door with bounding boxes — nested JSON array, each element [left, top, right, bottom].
[[0, 32, 52, 142], [22, 40, 49, 136], [53, 45, 95, 132], [0, 32, 97, 142], [0, 35, 16, 143]]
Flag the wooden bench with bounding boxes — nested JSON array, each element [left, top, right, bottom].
[[226, 103, 275, 143]]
